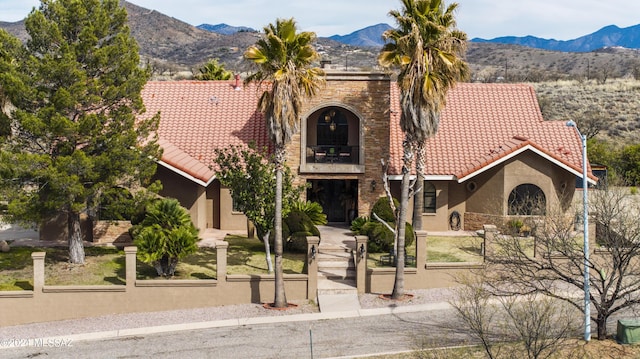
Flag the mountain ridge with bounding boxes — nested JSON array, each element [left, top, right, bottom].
[[471, 24, 640, 52]]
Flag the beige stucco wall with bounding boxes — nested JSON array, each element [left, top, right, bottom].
[[219, 187, 248, 231], [154, 166, 213, 230]]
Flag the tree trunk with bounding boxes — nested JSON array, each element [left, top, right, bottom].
[[392, 141, 412, 299], [263, 230, 274, 274], [68, 211, 85, 264], [273, 147, 287, 308], [596, 312, 606, 340], [412, 143, 426, 230]]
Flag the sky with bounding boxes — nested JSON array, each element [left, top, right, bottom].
[[2, 0, 640, 40]]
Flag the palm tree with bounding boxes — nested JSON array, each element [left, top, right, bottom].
[[244, 18, 324, 308], [379, 0, 469, 299]]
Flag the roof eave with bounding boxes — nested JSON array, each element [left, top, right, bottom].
[[457, 145, 598, 185], [157, 160, 215, 187]]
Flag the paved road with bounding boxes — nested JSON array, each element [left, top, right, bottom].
[[0, 308, 471, 359]]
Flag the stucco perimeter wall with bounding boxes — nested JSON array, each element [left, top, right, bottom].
[[1, 246, 308, 327]]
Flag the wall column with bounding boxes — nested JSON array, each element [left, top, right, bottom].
[[483, 224, 497, 259], [355, 235, 368, 294], [306, 236, 320, 302], [216, 241, 229, 286], [124, 246, 137, 290], [415, 230, 427, 271], [31, 252, 46, 296]]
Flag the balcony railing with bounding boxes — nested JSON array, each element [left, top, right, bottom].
[[308, 145, 358, 164]]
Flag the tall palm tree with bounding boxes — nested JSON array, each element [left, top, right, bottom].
[[379, 0, 469, 299], [244, 18, 324, 308]]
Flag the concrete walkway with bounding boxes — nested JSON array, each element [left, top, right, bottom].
[[316, 224, 361, 312]]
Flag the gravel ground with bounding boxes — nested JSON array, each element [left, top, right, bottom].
[[0, 288, 455, 341]]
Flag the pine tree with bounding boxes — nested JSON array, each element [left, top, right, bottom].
[[0, 0, 160, 264]]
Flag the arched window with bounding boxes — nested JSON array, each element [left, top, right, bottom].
[[317, 109, 348, 146], [508, 184, 546, 215], [423, 181, 436, 213]]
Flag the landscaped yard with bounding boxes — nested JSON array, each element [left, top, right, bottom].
[[224, 235, 305, 275], [1, 233, 485, 289], [0, 235, 307, 290], [0, 246, 126, 290], [367, 235, 484, 268]]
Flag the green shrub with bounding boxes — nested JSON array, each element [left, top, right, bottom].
[[274, 208, 321, 253], [132, 198, 199, 277], [362, 221, 394, 252], [371, 197, 398, 222], [350, 216, 370, 233], [294, 201, 328, 225]]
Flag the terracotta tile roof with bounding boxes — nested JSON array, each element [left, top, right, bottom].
[[141, 81, 270, 184], [141, 80, 591, 185], [389, 83, 593, 181]]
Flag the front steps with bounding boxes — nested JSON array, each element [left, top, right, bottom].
[[316, 241, 361, 312]]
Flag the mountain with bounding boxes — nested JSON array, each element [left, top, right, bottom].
[[472, 24, 640, 52], [329, 23, 392, 47], [197, 23, 255, 35]]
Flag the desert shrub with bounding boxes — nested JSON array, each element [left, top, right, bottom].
[[371, 197, 398, 222], [405, 222, 415, 248], [362, 221, 395, 252], [349, 197, 414, 252]]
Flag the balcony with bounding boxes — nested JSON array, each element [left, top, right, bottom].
[[310, 145, 357, 164], [300, 145, 364, 174]]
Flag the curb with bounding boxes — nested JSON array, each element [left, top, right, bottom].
[[0, 302, 453, 349]]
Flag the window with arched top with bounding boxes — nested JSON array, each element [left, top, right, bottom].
[[423, 181, 436, 213], [317, 108, 348, 146], [508, 184, 546, 215]]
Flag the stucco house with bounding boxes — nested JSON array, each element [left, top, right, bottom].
[[140, 71, 595, 234]]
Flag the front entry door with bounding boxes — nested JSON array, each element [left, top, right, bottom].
[[307, 180, 358, 223]]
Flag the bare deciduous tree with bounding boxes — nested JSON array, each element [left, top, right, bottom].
[[451, 273, 578, 359], [484, 186, 640, 340]]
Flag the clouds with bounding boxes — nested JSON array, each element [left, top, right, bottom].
[[2, 0, 640, 40]]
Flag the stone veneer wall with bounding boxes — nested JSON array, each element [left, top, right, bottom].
[[285, 71, 392, 218]]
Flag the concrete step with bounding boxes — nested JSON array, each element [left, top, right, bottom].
[[318, 244, 352, 253], [317, 278, 356, 292], [318, 267, 356, 280], [318, 260, 353, 269], [317, 251, 352, 260]]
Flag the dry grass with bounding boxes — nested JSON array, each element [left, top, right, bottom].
[[533, 78, 640, 143]]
